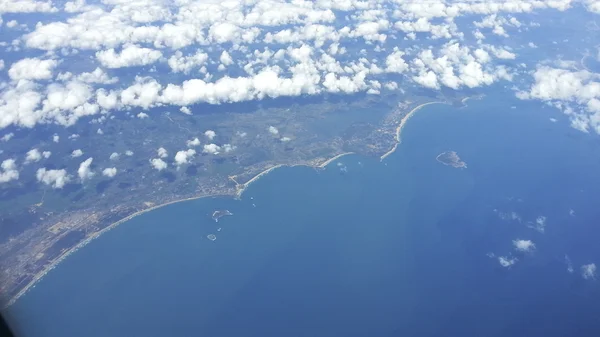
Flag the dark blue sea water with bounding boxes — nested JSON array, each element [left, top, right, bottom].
[[6, 91, 600, 337]]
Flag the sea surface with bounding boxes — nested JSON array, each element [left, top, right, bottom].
[[5, 90, 600, 337]]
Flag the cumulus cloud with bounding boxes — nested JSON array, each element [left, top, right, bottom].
[[52, 134, 60, 143], [222, 144, 236, 152], [220, 51, 234, 66], [125, 150, 134, 156], [203, 143, 221, 154], [385, 48, 408, 73], [187, 138, 201, 147], [0, 159, 19, 183], [581, 263, 597, 280], [36, 168, 69, 188], [518, 66, 600, 133], [8, 58, 57, 81], [71, 149, 83, 158], [2, 133, 14, 142], [59, 67, 117, 84], [77, 157, 94, 181], [102, 167, 117, 178], [157, 147, 168, 158], [168, 51, 209, 74], [204, 130, 216, 140], [109, 152, 119, 160], [96, 44, 162, 69], [174, 149, 196, 166], [150, 158, 167, 171], [180, 106, 191, 115], [513, 239, 535, 252], [25, 148, 43, 163], [268, 126, 279, 135], [0, 0, 574, 131], [137, 112, 149, 119]]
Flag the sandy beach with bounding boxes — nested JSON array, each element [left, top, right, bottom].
[[380, 102, 446, 161], [235, 152, 355, 198]]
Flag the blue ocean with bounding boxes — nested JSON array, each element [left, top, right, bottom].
[[6, 90, 600, 337]]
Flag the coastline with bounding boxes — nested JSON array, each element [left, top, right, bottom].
[[4, 192, 233, 309], [380, 101, 446, 161], [5, 151, 355, 308], [235, 152, 354, 198]]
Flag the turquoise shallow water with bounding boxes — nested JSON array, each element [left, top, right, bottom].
[[6, 90, 600, 337]]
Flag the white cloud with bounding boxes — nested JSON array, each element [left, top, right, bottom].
[[0, 0, 57, 13], [52, 134, 60, 143], [518, 66, 600, 133], [102, 167, 117, 178], [8, 58, 57, 81], [150, 158, 167, 171], [204, 130, 216, 140], [385, 48, 408, 73], [513, 239, 535, 252], [71, 149, 83, 158], [157, 147, 168, 158], [222, 144, 236, 152], [25, 148, 43, 163], [585, 0, 600, 13], [187, 137, 201, 147], [76, 67, 118, 84], [281, 136, 291, 142], [109, 152, 119, 160], [180, 106, 191, 115], [36, 168, 69, 189], [137, 112, 149, 119], [174, 149, 196, 166], [0, 159, 19, 183], [581, 263, 597, 280], [487, 46, 516, 59], [220, 51, 234, 66], [168, 51, 209, 74], [498, 256, 518, 267], [202, 143, 221, 154], [97, 128, 103, 135], [0, 0, 574, 132], [125, 150, 134, 156], [42, 151, 51, 158], [2, 133, 14, 142], [77, 157, 94, 181], [268, 126, 279, 135], [96, 44, 162, 69]]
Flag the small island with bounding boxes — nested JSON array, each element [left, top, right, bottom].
[[436, 151, 467, 169], [212, 210, 233, 222]]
